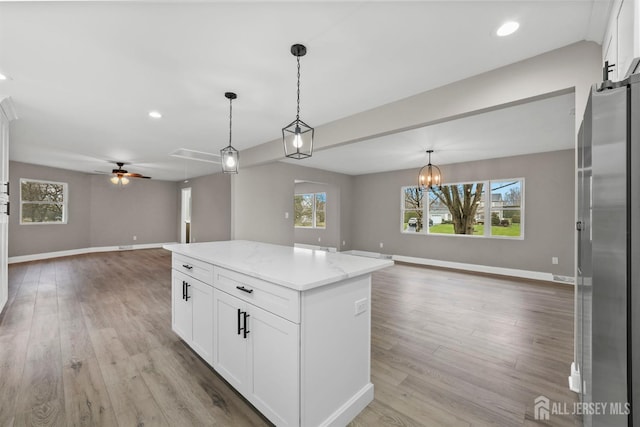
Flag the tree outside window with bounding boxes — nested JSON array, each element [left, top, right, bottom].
[[401, 178, 523, 238], [20, 179, 68, 224], [430, 183, 484, 235], [294, 192, 326, 229]]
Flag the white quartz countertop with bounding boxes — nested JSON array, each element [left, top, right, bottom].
[[163, 240, 393, 291]]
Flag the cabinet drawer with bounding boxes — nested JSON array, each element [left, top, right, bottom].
[[214, 267, 300, 323], [172, 253, 214, 285]]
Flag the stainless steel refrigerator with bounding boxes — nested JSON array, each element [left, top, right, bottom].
[[577, 59, 640, 427]]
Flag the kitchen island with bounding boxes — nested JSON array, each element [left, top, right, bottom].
[[163, 240, 393, 427]]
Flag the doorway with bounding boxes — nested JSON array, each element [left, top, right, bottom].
[[181, 187, 192, 244]]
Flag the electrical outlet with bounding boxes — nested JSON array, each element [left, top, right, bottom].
[[342, 240, 346, 246], [354, 298, 368, 315], [552, 257, 559, 265], [318, 237, 321, 242], [133, 235, 137, 241], [285, 212, 289, 219], [379, 242, 384, 249]]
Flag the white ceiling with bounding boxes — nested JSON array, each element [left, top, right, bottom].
[[0, 1, 609, 181], [285, 91, 576, 175]]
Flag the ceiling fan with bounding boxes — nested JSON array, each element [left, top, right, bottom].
[[104, 162, 151, 185]]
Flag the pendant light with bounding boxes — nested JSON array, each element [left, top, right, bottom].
[[220, 92, 239, 174], [282, 44, 314, 159], [418, 150, 442, 189]]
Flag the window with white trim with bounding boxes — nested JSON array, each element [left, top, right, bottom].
[[401, 178, 523, 238], [294, 192, 326, 228], [20, 179, 68, 224]]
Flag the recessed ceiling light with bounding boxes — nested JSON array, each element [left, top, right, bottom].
[[0, 73, 8, 81], [497, 21, 520, 37], [148, 111, 162, 119]]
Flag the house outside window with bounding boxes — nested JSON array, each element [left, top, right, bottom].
[[401, 178, 523, 239], [20, 178, 68, 224], [294, 192, 326, 229]]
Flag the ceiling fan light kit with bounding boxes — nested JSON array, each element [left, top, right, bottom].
[[220, 92, 239, 174], [108, 162, 151, 185], [282, 43, 314, 160], [111, 175, 129, 185]]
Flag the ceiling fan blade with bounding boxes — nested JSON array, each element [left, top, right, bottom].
[[123, 173, 152, 179]]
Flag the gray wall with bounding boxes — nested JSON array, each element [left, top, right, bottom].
[[177, 172, 231, 243], [294, 181, 340, 249], [88, 174, 178, 247], [232, 162, 353, 250], [9, 161, 91, 256], [350, 150, 576, 276], [9, 161, 178, 257]]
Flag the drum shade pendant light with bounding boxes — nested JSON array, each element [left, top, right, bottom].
[[220, 92, 239, 174], [282, 44, 314, 159], [418, 150, 442, 189]]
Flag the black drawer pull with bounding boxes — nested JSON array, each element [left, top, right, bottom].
[[236, 285, 253, 294], [182, 264, 193, 270], [243, 312, 250, 339]]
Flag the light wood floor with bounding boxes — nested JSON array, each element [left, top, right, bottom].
[[0, 249, 580, 426]]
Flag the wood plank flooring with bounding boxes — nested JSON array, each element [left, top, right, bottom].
[[0, 249, 580, 426]]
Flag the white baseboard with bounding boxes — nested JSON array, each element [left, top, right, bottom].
[[342, 250, 393, 260], [8, 242, 178, 264], [294, 243, 337, 252], [392, 254, 573, 284], [320, 382, 374, 427]]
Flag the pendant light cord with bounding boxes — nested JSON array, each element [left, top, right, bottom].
[[228, 96, 233, 146], [296, 55, 301, 122]]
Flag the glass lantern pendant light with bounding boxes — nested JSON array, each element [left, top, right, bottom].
[[282, 44, 314, 159], [220, 92, 239, 174], [418, 150, 442, 189]]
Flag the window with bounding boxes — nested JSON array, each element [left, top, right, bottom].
[[490, 180, 522, 238], [294, 192, 326, 228], [20, 179, 68, 224], [402, 187, 425, 232], [401, 178, 523, 239]]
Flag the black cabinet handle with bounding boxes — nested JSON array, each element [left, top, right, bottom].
[[243, 312, 250, 339], [236, 285, 253, 294], [3, 201, 9, 216], [182, 264, 193, 270], [3, 181, 8, 196], [182, 280, 186, 300], [185, 283, 191, 301], [237, 308, 242, 335]]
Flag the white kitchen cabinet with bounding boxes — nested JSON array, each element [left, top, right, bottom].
[[171, 269, 214, 364], [166, 241, 393, 427], [213, 287, 300, 427]]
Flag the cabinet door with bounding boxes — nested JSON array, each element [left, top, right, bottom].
[[190, 278, 213, 364], [213, 290, 247, 392], [172, 271, 192, 342], [248, 304, 300, 427]]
